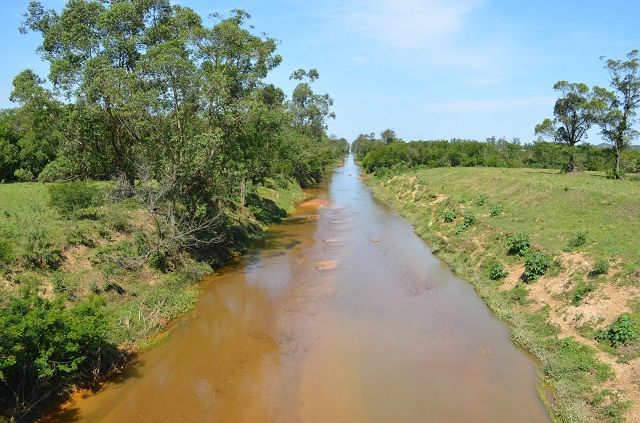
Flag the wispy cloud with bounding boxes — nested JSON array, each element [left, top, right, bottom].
[[329, 0, 514, 81], [423, 97, 555, 113], [346, 0, 479, 50]]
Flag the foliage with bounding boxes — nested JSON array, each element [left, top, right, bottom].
[[489, 261, 509, 280], [473, 194, 489, 206], [596, 314, 638, 348], [505, 233, 531, 256], [572, 279, 596, 305], [591, 258, 610, 276], [489, 204, 503, 216], [47, 180, 102, 219], [523, 252, 551, 282], [594, 50, 640, 179], [440, 209, 456, 223], [455, 212, 476, 235], [0, 289, 115, 421], [505, 283, 529, 305], [567, 231, 587, 249], [535, 81, 598, 172]]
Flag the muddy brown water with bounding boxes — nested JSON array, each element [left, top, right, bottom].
[[45, 155, 550, 422]]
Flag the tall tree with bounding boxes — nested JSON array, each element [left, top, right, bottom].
[[593, 50, 640, 178], [288, 68, 335, 141], [21, 0, 173, 183], [380, 128, 398, 145], [534, 81, 596, 172]]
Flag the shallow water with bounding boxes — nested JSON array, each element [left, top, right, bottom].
[[46, 155, 550, 422]]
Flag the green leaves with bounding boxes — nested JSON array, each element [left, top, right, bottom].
[[596, 314, 638, 348], [505, 233, 531, 256], [0, 288, 112, 418]]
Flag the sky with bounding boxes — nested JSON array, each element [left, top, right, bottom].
[[1, 0, 639, 144]]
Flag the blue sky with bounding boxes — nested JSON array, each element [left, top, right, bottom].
[[1, 0, 639, 144]]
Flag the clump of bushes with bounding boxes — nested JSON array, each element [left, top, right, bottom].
[[47, 180, 103, 219], [505, 233, 531, 256], [440, 209, 456, 223], [489, 204, 503, 216], [596, 314, 638, 348], [568, 231, 587, 248], [572, 279, 596, 305], [489, 261, 509, 280], [474, 194, 489, 206], [455, 212, 476, 235], [591, 259, 610, 276], [524, 252, 551, 282]]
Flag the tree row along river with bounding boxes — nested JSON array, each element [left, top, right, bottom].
[[45, 156, 550, 422]]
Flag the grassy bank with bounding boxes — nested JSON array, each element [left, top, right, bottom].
[[0, 176, 307, 421], [366, 166, 640, 423]]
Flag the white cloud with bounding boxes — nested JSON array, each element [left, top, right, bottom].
[[423, 97, 554, 113], [351, 55, 369, 64], [346, 0, 480, 50]]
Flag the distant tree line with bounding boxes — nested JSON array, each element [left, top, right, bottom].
[[354, 50, 640, 178], [352, 132, 640, 176]]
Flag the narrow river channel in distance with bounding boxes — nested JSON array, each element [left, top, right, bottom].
[[46, 155, 550, 422]]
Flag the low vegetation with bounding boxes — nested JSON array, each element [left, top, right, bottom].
[[366, 166, 640, 422]]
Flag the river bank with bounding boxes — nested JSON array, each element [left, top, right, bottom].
[[0, 175, 314, 422], [364, 166, 640, 422]]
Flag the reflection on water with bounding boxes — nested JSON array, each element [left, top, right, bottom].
[[45, 155, 550, 422]]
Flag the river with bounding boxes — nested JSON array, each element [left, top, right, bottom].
[[45, 155, 550, 422]]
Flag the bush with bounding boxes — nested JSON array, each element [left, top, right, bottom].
[[489, 204, 503, 216], [0, 289, 113, 421], [524, 252, 551, 282], [567, 231, 587, 249], [489, 262, 509, 280], [572, 279, 595, 305], [13, 168, 34, 182], [47, 180, 102, 219], [596, 314, 638, 348], [455, 212, 476, 235], [505, 233, 531, 256], [440, 209, 456, 223], [474, 194, 489, 206], [591, 259, 610, 276]]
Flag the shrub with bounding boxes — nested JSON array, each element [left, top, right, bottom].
[[440, 209, 456, 223], [567, 231, 587, 249], [0, 289, 113, 421], [0, 239, 12, 265], [591, 259, 610, 276], [463, 212, 476, 227], [524, 252, 551, 282], [474, 194, 489, 206], [13, 168, 34, 182], [489, 204, 503, 216], [454, 212, 477, 235], [47, 180, 102, 219], [505, 233, 531, 256], [596, 314, 638, 348], [489, 262, 509, 280], [572, 280, 595, 305]]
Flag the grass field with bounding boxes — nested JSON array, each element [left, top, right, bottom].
[[367, 166, 640, 423]]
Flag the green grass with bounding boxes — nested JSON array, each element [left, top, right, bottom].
[[395, 167, 640, 266], [367, 167, 640, 423]]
